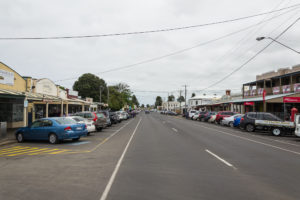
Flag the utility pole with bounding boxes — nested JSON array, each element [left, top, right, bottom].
[[179, 90, 182, 114], [167, 92, 169, 111], [183, 85, 188, 117], [107, 86, 110, 108]]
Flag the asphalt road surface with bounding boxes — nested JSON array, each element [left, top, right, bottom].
[[1, 112, 300, 200]]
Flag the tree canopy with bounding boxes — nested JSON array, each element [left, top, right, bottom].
[[73, 73, 107, 102], [177, 96, 185, 102], [191, 93, 196, 97], [168, 95, 175, 102], [155, 96, 163, 107]]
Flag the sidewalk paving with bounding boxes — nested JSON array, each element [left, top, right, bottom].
[[0, 129, 17, 147]]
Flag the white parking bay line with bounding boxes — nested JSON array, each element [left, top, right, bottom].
[[99, 118, 142, 200], [172, 128, 178, 132], [206, 149, 237, 170]]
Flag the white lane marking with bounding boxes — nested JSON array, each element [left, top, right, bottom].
[[201, 125, 300, 156], [206, 149, 237, 169], [99, 118, 142, 200], [172, 128, 178, 132]]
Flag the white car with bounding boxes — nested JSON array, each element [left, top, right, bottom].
[[191, 111, 200, 120], [68, 116, 96, 134], [208, 114, 217, 123], [189, 110, 197, 119], [221, 114, 243, 127]]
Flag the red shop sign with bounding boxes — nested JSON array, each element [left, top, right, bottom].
[[244, 102, 254, 106], [283, 97, 300, 103]]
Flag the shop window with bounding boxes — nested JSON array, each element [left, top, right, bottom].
[[0, 101, 24, 123]]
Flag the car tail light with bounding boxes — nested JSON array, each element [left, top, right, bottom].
[[64, 126, 72, 131], [241, 117, 244, 121], [84, 124, 87, 129], [93, 113, 98, 122]]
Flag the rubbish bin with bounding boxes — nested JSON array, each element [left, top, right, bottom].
[[0, 122, 7, 139]]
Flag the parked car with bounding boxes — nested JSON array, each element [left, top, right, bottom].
[[145, 110, 150, 114], [15, 117, 88, 144], [198, 111, 208, 121], [188, 110, 197, 119], [166, 111, 177, 116], [73, 111, 106, 131], [67, 116, 95, 135], [109, 112, 121, 124], [98, 110, 112, 127], [203, 112, 217, 122], [233, 115, 244, 127], [191, 111, 199, 120], [208, 114, 217, 123], [221, 114, 243, 127], [239, 112, 290, 136], [215, 111, 237, 124]]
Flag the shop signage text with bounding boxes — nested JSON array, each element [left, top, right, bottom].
[[244, 102, 254, 106], [283, 97, 300, 103], [272, 86, 280, 94]]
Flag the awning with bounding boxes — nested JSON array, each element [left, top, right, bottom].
[[228, 93, 296, 103]]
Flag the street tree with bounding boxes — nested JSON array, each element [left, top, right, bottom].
[[177, 96, 185, 102], [73, 73, 107, 102], [191, 93, 196, 97], [168, 95, 175, 101], [141, 104, 145, 108], [132, 95, 139, 107], [146, 104, 150, 108], [155, 96, 163, 107]]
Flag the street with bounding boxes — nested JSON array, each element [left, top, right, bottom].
[[1, 112, 300, 200]]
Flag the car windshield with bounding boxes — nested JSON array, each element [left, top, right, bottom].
[[55, 118, 77, 125], [72, 116, 85, 122]]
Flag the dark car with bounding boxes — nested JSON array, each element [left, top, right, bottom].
[[240, 112, 281, 132], [109, 112, 121, 124], [198, 111, 208, 121], [201, 112, 217, 122], [73, 111, 106, 131], [99, 110, 112, 127], [166, 111, 177, 116], [15, 117, 88, 144], [145, 110, 150, 114], [215, 111, 237, 124]]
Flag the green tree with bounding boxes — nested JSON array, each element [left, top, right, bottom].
[[168, 95, 175, 101], [146, 104, 150, 108], [73, 73, 107, 102], [141, 104, 145, 108], [155, 96, 163, 107], [177, 96, 185, 102], [107, 86, 123, 110], [131, 95, 139, 107], [191, 93, 196, 97]]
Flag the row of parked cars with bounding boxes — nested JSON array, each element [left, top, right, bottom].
[[187, 110, 300, 137], [15, 110, 137, 144]]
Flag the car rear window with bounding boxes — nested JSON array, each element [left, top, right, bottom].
[[247, 113, 256, 119], [96, 113, 105, 118], [72, 116, 85, 122], [55, 118, 76, 125]]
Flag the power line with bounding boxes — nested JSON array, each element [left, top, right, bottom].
[[199, 17, 300, 92], [55, 8, 297, 83], [1, 4, 300, 40]]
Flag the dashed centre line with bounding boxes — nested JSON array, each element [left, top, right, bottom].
[[206, 149, 237, 170], [172, 128, 178, 132]]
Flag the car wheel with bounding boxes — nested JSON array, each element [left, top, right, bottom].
[[246, 124, 255, 132], [16, 133, 24, 143], [229, 122, 234, 128], [49, 133, 58, 144], [97, 127, 103, 132], [271, 128, 281, 136], [87, 132, 90, 136], [72, 137, 80, 141]]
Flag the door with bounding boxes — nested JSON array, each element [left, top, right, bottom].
[[29, 120, 45, 140]]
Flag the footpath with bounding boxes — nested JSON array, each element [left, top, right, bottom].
[[0, 129, 16, 147]]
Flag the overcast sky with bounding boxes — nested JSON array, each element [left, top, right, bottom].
[[1, 0, 300, 105]]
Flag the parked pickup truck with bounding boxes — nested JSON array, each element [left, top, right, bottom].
[[240, 112, 297, 136]]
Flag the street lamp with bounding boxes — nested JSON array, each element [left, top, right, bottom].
[[256, 36, 299, 54]]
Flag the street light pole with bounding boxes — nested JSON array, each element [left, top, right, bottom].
[[256, 36, 300, 54]]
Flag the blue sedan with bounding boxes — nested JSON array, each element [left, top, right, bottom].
[[16, 117, 88, 144]]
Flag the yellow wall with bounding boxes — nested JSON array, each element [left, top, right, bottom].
[[0, 62, 26, 92]]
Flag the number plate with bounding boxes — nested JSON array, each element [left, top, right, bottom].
[[76, 127, 82, 130]]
